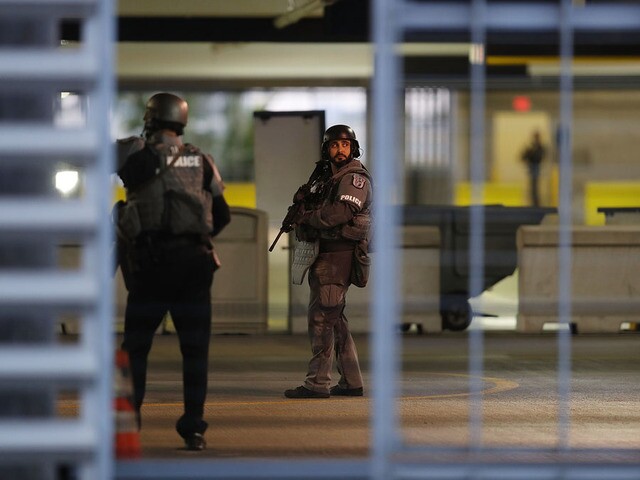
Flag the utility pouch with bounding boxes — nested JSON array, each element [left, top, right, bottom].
[[350, 240, 371, 288], [341, 213, 371, 241], [117, 201, 142, 242]]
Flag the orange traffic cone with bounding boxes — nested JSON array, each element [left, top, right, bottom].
[[114, 349, 141, 459]]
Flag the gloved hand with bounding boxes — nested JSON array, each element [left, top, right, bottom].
[[292, 207, 311, 226], [292, 184, 311, 203]]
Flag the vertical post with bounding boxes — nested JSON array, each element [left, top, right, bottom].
[[0, 2, 115, 479], [468, 0, 487, 451], [83, 1, 117, 478], [371, 0, 402, 478], [557, 0, 575, 451]]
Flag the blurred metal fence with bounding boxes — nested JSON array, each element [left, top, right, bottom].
[[117, 1, 640, 479], [369, 1, 640, 479], [0, 0, 115, 479]]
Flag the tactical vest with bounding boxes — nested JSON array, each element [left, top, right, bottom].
[[120, 142, 213, 239], [322, 161, 373, 241]]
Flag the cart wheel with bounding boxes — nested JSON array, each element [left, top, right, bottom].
[[440, 296, 472, 331]]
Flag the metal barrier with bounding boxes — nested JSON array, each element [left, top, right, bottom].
[[118, 1, 640, 479], [369, 1, 640, 479], [0, 0, 115, 479]]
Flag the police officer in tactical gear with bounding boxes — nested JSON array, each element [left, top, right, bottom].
[[116, 92, 231, 450], [284, 124, 372, 399]]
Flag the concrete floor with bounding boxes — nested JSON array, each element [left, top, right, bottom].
[[121, 330, 640, 464]]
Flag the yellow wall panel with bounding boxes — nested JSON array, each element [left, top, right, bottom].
[[584, 182, 640, 225], [113, 182, 257, 209], [224, 182, 256, 209], [455, 182, 527, 206]]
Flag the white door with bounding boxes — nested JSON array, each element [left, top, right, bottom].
[[253, 111, 325, 332]]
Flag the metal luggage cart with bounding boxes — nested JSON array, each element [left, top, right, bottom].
[[403, 204, 555, 331]]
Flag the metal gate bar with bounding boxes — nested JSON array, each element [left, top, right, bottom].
[[0, 0, 115, 478], [556, 0, 575, 450], [467, 0, 487, 450], [115, 1, 640, 478], [370, 0, 403, 476]]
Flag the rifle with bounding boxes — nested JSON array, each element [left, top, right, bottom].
[[268, 160, 330, 252]]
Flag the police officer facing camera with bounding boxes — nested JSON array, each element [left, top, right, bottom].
[[115, 92, 230, 451], [284, 124, 372, 399]]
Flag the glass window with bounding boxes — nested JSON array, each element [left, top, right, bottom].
[[113, 88, 367, 182]]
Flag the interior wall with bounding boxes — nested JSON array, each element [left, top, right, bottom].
[[455, 89, 640, 222], [491, 111, 552, 206]]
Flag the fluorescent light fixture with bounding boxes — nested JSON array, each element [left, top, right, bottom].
[[55, 170, 79, 196], [399, 43, 471, 57], [273, 0, 334, 29], [469, 43, 485, 65]]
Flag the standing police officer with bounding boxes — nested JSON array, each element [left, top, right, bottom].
[[284, 124, 372, 399], [116, 93, 231, 450]]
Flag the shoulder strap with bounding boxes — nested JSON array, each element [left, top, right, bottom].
[[127, 144, 184, 193], [332, 162, 372, 183], [182, 143, 202, 155]]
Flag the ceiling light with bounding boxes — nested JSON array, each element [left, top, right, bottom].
[[55, 170, 79, 196], [273, 0, 335, 29]]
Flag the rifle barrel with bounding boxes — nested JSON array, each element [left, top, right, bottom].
[[268, 230, 285, 252]]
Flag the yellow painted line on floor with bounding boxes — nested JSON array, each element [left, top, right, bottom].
[[402, 373, 520, 400], [143, 373, 520, 408], [57, 373, 519, 412]]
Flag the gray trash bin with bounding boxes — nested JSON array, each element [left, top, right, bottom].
[[113, 207, 268, 335]]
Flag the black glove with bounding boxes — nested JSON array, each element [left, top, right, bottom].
[[292, 207, 310, 226], [292, 184, 310, 203]]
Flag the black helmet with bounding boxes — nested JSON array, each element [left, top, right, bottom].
[[143, 93, 188, 134], [321, 124, 361, 160]]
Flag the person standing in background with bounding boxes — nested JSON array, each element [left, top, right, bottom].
[[521, 130, 547, 207]]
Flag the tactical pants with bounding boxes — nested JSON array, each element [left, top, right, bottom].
[[304, 250, 363, 394], [121, 243, 214, 439]]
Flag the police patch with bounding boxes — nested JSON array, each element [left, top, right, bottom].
[[340, 194, 362, 208], [352, 173, 366, 189]]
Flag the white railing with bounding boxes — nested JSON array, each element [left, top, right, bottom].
[[0, 0, 115, 479]]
